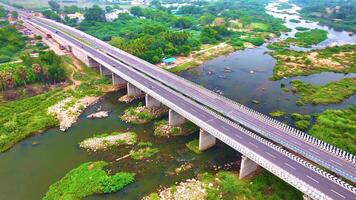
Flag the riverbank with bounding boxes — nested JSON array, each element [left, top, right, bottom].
[[143, 170, 302, 200], [270, 44, 356, 80]]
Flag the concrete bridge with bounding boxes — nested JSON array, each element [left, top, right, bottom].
[[4, 4, 355, 199], [31, 16, 356, 184]]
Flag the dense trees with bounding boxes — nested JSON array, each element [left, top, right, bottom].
[[48, 0, 60, 13], [0, 50, 66, 91], [291, 0, 356, 32], [84, 5, 106, 22], [0, 25, 26, 63], [42, 10, 61, 21], [0, 6, 6, 18]]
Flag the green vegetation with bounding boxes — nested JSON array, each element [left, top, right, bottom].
[[43, 161, 135, 200], [186, 139, 201, 154], [43, 0, 288, 66], [0, 25, 26, 63], [130, 146, 159, 160], [292, 113, 311, 130], [270, 44, 356, 80], [269, 110, 286, 117], [295, 26, 310, 31], [277, 2, 293, 10], [291, 0, 356, 33], [289, 19, 301, 23], [290, 78, 356, 105], [122, 106, 154, 124], [0, 55, 107, 152], [309, 106, 356, 154], [285, 29, 328, 47], [154, 120, 199, 137], [199, 170, 302, 199], [0, 51, 66, 90]]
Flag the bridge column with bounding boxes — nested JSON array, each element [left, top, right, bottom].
[[239, 155, 259, 179], [168, 110, 186, 126], [145, 94, 161, 108], [303, 195, 313, 200], [88, 56, 100, 68], [112, 73, 126, 86], [127, 82, 142, 96], [199, 129, 216, 151], [100, 65, 112, 76]]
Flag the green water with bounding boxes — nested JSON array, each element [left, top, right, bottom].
[[0, 91, 238, 200]]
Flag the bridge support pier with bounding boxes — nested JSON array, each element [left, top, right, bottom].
[[100, 65, 112, 76], [303, 195, 313, 200], [145, 94, 161, 108], [88, 56, 100, 69], [112, 73, 126, 86], [168, 110, 186, 126], [127, 83, 142, 97], [199, 129, 216, 151], [239, 155, 259, 179]]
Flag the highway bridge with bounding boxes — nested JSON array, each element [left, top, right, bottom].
[[3, 4, 355, 199]]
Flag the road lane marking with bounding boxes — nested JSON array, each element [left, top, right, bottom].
[[308, 148, 320, 155], [266, 152, 276, 159], [221, 126, 230, 132], [249, 142, 258, 148], [306, 175, 319, 183], [330, 189, 346, 199], [284, 162, 296, 170], [329, 159, 343, 167]]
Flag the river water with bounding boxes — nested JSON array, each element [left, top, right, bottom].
[[0, 1, 355, 200]]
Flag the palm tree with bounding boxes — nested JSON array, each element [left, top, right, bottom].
[[32, 63, 43, 83], [18, 66, 27, 87]]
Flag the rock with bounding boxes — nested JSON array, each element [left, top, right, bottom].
[[87, 111, 109, 119]]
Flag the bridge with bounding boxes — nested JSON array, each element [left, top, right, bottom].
[[3, 4, 355, 199]]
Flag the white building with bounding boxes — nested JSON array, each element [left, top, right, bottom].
[[105, 9, 129, 22]]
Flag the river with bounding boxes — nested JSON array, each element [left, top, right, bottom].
[[0, 1, 355, 199]]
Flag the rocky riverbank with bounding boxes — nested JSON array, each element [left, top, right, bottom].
[[48, 96, 100, 131], [121, 106, 168, 124], [79, 132, 137, 151]]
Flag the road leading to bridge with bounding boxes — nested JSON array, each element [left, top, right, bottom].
[[31, 16, 356, 183]]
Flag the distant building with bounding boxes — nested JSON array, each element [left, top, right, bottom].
[[105, 9, 129, 22], [66, 12, 85, 23]]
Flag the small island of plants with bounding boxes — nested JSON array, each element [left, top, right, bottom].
[[43, 161, 135, 200]]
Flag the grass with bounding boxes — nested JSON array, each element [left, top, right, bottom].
[[295, 26, 310, 31], [198, 171, 302, 200], [285, 29, 328, 47], [0, 56, 108, 152], [269, 110, 286, 117], [292, 113, 311, 130], [121, 105, 155, 124], [270, 44, 356, 80], [43, 161, 135, 200], [0, 89, 66, 152], [309, 106, 356, 155], [186, 139, 201, 154], [289, 19, 301, 23], [290, 78, 356, 105], [130, 146, 159, 160]]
